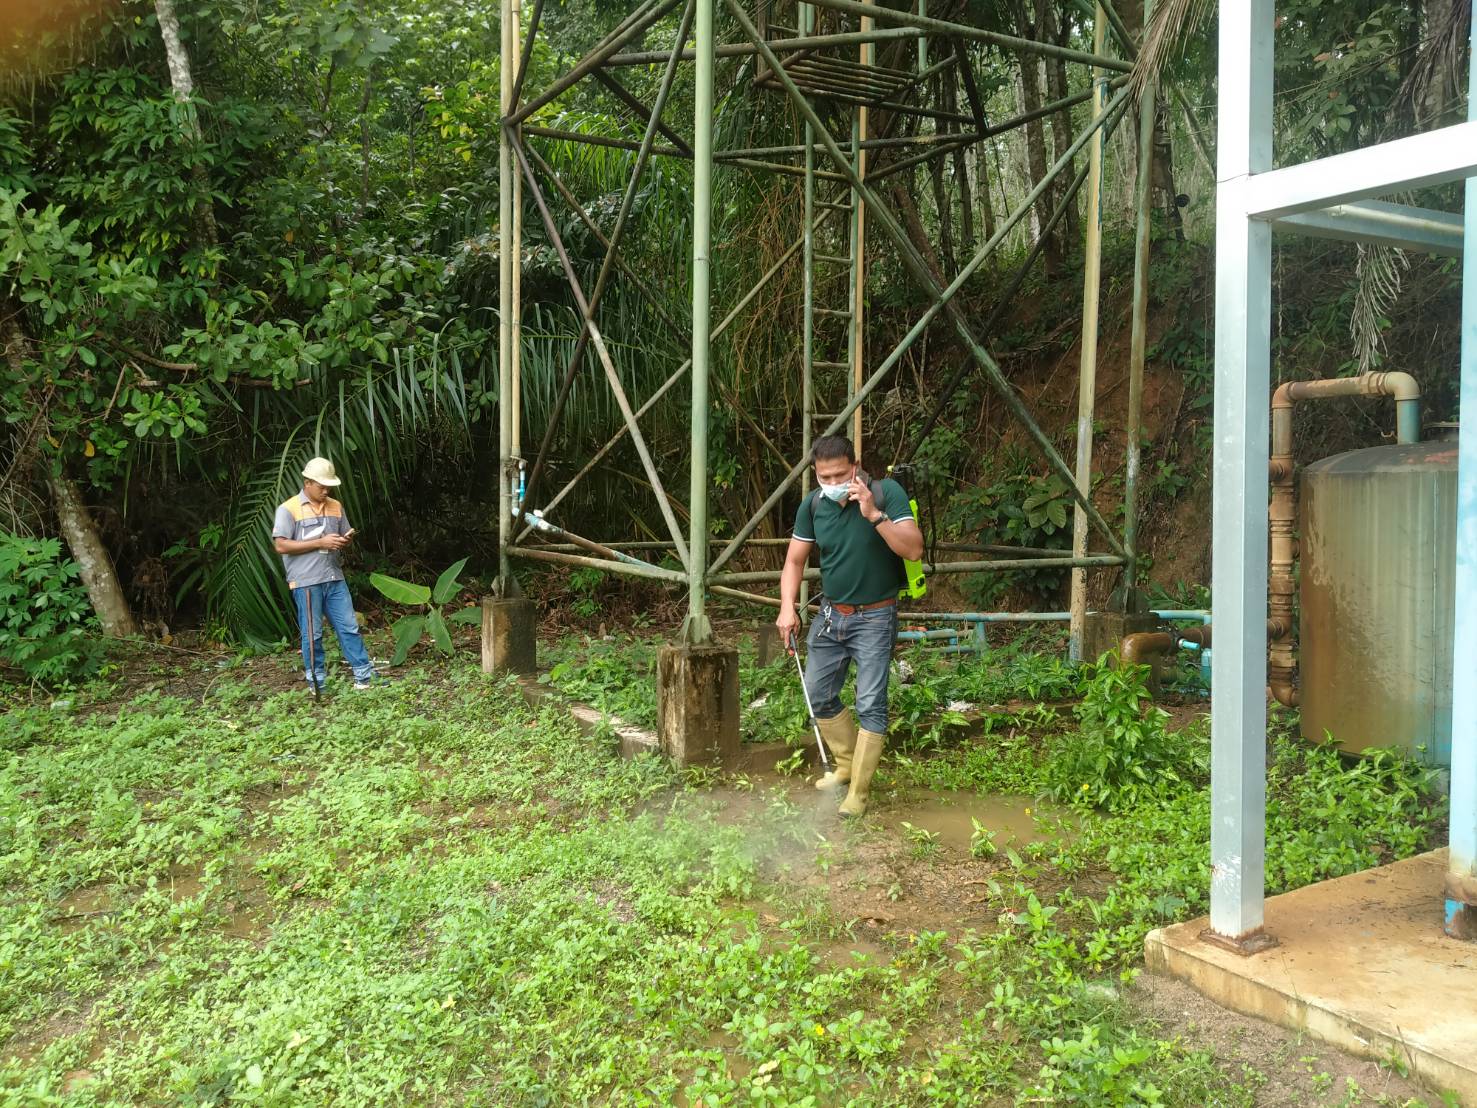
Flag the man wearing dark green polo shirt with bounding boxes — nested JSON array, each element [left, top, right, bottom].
[[777, 434, 924, 817]]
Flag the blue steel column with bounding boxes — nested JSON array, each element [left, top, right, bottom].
[[1446, 3, 1477, 940], [1208, 0, 1274, 944]]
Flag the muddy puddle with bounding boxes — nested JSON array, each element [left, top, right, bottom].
[[881, 792, 1061, 855]]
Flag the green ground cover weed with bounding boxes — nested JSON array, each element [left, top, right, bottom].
[[0, 653, 1448, 1106]]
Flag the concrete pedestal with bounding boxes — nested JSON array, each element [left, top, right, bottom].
[[657, 642, 740, 767], [1083, 611, 1159, 667], [755, 623, 780, 668], [481, 596, 537, 675]]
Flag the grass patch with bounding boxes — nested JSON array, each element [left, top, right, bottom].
[[0, 653, 1450, 1105]]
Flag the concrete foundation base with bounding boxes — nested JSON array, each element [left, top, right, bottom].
[[481, 596, 537, 675], [1082, 610, 1159, 668], [1146, 850, 1477, 1104], [755, 623, 780, 668], [515, 675, 659, 760], [657, 642, 740, 767]]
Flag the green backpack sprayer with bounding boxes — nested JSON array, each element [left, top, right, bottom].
[[802, 467, 927, 601]]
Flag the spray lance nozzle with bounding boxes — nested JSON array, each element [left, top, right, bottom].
[[789, 630, 833, 775]]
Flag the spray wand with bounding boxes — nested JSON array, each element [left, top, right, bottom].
[[788, 631, 832, 775], [305, 588, 321, 700]]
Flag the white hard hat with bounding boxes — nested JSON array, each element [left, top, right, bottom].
[[302, 457, 342, 487]]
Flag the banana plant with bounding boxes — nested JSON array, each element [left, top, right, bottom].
[[369, 557, 481, 665]]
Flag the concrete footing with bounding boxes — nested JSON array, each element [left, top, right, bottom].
[[1082, 610, 1159, 667], [657, 642, 740, 767], [481, 596, 537, 675], [755, 623, 780, 668], [1146, 849, 1477, 1104]]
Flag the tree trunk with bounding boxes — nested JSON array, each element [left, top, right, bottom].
[[944, 74, 975, 260], [2, 312, 139, 638], [953, 40, 995, 245], [1043, 4, 1078, 246], [888, 181, 947, 287], [154, 0, 218, 248], [49, 475, 140, 639], [1015, 60, 1060, 277], [976, 142, 996, 245], [928, 81, 955, 275], [1152, 98, 1185, 241]]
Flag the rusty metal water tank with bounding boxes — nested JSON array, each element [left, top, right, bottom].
[[1299, 441, 1456, 766]]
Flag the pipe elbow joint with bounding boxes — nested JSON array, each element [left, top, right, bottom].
[[1120, 631, 1172, 668], [1269, 679, 1301, 708], [1371, 371, 1420, 403]]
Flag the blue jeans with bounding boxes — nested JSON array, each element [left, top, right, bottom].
[[804, 600, 898, 733], [293, 579, 375, 684]]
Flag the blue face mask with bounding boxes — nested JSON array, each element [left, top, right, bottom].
[[818, 467, 855, 502]]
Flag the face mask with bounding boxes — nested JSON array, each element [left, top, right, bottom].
[[818, 467, 855, 502]]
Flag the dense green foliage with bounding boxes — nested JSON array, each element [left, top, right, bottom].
[[0, 532, 99, 683], [1, 0, 1465, 641]]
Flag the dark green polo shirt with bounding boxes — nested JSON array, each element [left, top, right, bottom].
[[793, 477, 915, 605]]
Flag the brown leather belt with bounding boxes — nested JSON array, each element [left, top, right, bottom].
[[825, 597, 897, 616]]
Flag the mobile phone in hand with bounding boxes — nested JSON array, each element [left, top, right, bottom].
[[343, 527, 356, 539]]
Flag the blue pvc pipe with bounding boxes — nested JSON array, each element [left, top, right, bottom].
[[1397, 398, 1421, 446], [1152, 609, 1211, 624]]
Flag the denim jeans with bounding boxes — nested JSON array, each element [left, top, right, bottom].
[[803, 600, 898, 734], [293, 579, 375, 684]]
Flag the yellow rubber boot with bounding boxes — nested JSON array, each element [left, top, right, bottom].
[[814, 710, 857, 790], [838, 728, 885, 818]]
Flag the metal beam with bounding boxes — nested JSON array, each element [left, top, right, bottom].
[[496, 0, 516, 593], [508, 0, 682, 126], [1243, 121, 1477, 221], [807, 0, 1133, 72], [708, 554, 1125, 586], [508, 0, 545, 110], [1273, 200, 1463, 257], [520, 196, 842, 541], [684, 0, 716, 644], [713, 0, 1129, 575], [904, 158, 1094, 461], [508, 544, 688, 584], [1208, 0, 1273, 945], [522, 3, 694, 512], [1123, 0, 1155, 596], [592, 67, 694, 156], [511, 133, 694, 570], [605, 26, 925, 65], [709, 74, 1133, 576], [1068, 5, 1108, 663]]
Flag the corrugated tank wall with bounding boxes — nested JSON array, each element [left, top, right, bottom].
[[1300, 442, 1456, 766]]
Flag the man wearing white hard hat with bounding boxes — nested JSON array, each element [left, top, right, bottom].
[[272, 457, 381, 690]]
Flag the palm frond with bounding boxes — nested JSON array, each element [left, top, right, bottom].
[[1391, 1, 1472, 133], [207, 445, 303, 648], [1128, 0, 1215, 99], [1352, 244, 1408, 374]]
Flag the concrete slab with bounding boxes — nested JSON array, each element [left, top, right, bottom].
[[1146, 850, 1477, 1105], [514, 676, 659, 759]]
